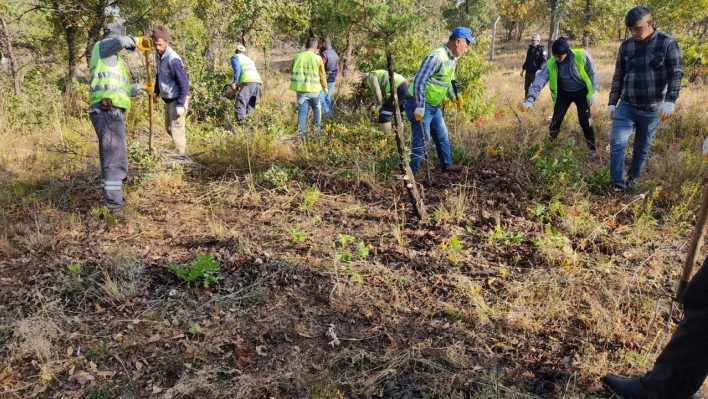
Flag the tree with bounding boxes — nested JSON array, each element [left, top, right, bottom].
[[0, 8, 21, 93]]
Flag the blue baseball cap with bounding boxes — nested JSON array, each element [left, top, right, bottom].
[[450, 27, 476, 44]]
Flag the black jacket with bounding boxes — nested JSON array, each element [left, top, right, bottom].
[[522, 45, 547, 73]]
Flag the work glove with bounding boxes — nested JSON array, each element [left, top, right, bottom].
[[369, 105, 381, 117], [176, 106, 186, 117], [607, 105, 615, 120], [519, 99, 533, 112], [453, 96, 464, 108], [587, 95, 596, 106], [142, 82, 154, 93], [323, 89, 329, 97], [414, 107, 425, 122], [520, 70, 525, 77], [136, 36, 152, 51], [230, 83, 238, 90], [659, 102, 675, 122]]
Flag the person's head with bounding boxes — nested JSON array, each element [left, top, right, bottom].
[[235, 44, 246, 54], [323, 37, 332, 48], [625, 6, 654, 41], [103, 23, 125, 39], [151, 25, 170, 54], [306, 37, 318, 51], [447, 27, 476, 58], [531, 33, 541, 46], [551, 37, 569, 62]]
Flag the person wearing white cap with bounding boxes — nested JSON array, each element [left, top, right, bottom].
[[230, 44, 262, 125], [521, 33, 547, 98]]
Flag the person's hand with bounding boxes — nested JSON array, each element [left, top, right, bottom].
[[414, 107, 425, 121], [142, 82, 154, 93], [587, 95, 596, 106], [520, 70, 525, 77], [176, 106, 186, 117], [607, 105, 615, 120], [659, 102, 675, 122], [136, 36, 152, 51], [230, 83, 238, 90], [151, 93, 159, 104], [519, 100, 533, 112], [323, 89, 329, 97], [453, 96, 464, 108]]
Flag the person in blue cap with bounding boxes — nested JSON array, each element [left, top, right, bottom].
[[403, 27, 475, 175]]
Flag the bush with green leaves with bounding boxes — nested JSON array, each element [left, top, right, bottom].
[[168, 254, 222, 288]]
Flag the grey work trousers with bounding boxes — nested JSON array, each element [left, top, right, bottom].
[[235, 82, 260, 124], [163, 97, 188, 154], [89, 105, 128, 209]]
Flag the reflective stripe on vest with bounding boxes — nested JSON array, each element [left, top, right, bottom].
[[236, 54, 262, 84], [408, 46, 455, 106], [373, 70, 406, 97], [547, 49, 593, 107], [289, 51, 322, 93], [89, 42, 131, 112]]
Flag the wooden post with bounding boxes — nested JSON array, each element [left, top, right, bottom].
[[490, 16, 501, 62], [676, 183, 708, 302], [145, 48, 154, 153], [385, 45, 427, 221]]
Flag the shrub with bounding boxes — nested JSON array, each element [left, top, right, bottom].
[[168, 254, 222, 288]]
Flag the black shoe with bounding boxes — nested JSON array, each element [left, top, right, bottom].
[[610, 184, 625, 195], [442, 164, 463, 174], [603, 374, 650, 399]]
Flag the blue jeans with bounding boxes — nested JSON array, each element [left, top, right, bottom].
[[403, 99, 452, 174], [297, 92, 322, 137], [319, 82, 335, 118], [609, 101, 661, 188]]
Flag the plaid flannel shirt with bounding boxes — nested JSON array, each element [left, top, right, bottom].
[[413, 45, 456, 109], [608, 30, 682, 108]]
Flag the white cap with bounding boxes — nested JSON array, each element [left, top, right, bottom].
[[235, 44, 246, 52], [531, 33, 541, 41]]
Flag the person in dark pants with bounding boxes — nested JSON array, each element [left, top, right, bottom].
[[318, 37, 338, 118], [88, 24, 151, 213], [230, 44, 262, 125], [604, 254, 708, 398], [361, 70, 410, 133], [519, 37, 599, 158], [521, 33, 547, 98]]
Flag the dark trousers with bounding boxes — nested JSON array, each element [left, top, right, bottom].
[[524, 71, 536, 98], [378, 82, 410, 124], [641, 256, 708, 398], [89, 105, 128, 209], [549, 87, 596, 151], [235, 82, 260, 124]]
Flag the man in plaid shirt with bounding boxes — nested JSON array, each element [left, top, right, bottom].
[[607, 6, 683, 192]]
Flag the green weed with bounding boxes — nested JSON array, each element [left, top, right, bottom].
[[300, 186, 320, 209], [263, 165, 290, 189], [168, 254, 222, 288], [286, 227, 307, 242]]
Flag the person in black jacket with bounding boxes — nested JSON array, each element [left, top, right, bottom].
[[521, 33, 547, 98]]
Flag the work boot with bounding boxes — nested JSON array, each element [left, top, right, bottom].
[[442, 164, 463, 174], [588, 149, 597, 159], [603, 374, 650, 399], [377, 122, 392, 134]]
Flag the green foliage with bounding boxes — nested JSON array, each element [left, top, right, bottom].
[[126, 140, 164, 183], [286, 227, 306, 242], [487, 225, 525, 245], [263, 165, 290, 189], [87, 388, 110, 399], [348, 272, 363, 283], [168, 254, 222, 288], [189, 323, 203, 335], [334, 234, 369, 262], [188, 71, 233, 125], [300, 187, 320, 209], [66, 263, 81, 273], [677, 35, 708, 82], [85, 344, 106, 361]]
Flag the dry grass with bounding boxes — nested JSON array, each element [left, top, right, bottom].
[[11, 313, 61, 363]]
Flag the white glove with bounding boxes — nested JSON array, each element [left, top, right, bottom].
[[703, 137, 708, 160], [176, 106, 186, 117], [587, 95, 596, 106], [659, 102, 674, 122], [413, 107, 425, 122], [519, 100, 533, 112], [607, 105, 615, 120]]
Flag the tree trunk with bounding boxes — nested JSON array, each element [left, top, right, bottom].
[[385, 44, 427, 221], [85, 0, 107, 65], [547, 0, 562, 49], [581, 0, 592, 47], [0, 13, 20, 94], [343, 28, 352, 78], [241, 29, 250, 53]]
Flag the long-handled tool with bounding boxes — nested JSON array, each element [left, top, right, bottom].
[[418, 120, 431, 185], [144, 44, 154, 153], [451, 79, 461, 136]]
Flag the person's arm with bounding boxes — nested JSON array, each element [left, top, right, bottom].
[[368, 73, 384, 106], [608, 44, 626, 106], [664, 39, 683, 103], [320, 51, 328, 67], [317, 58, 328, 94], [169, 58, 190, 107], [536, 46, 548, 69], [522, 48, 531, 70], [98, 36, 137, 58], [582, 49, 599, 90], [413, 54, 441, 109], [334, 59, 340, 79], [526, 65, 550, 102], [230, 55, 241, 84]]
